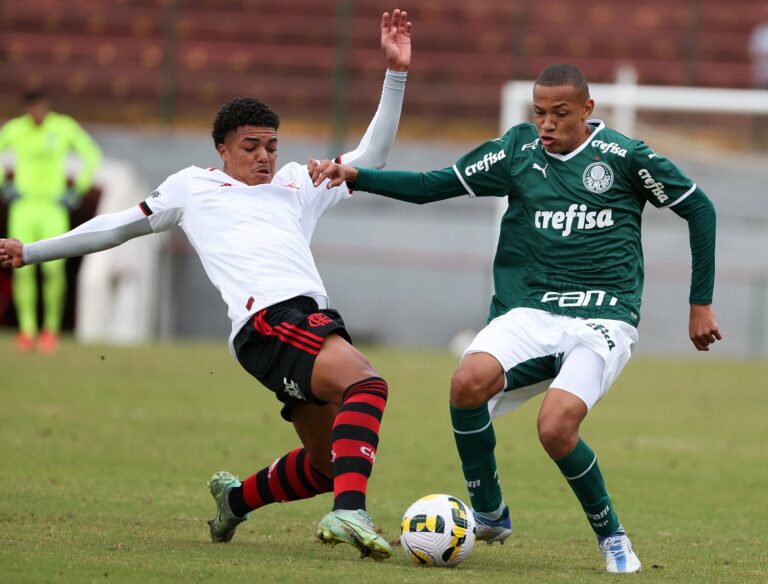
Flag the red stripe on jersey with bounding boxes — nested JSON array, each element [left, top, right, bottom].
[[280, 321, 325, 343], [333, 410, 381, 434], [333, 473, 368, 497], [274, 324, 322, 349], [245, 296, 254, 311], [284, 449, 313, 499]]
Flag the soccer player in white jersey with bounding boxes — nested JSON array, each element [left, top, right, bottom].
[[308, 64, 722, 573], [0, 9, 412, 561]]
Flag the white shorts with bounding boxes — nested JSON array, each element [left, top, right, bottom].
[[462, 307, 638, 419]]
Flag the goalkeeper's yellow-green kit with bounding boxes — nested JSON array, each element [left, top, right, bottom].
[[0, 111, 101, 335]]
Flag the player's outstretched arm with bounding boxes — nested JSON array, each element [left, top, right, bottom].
[[332, 9, 412, 171], [4, 206, 153, 266], [0, 238, 25, 269], [689, 304, 722, 351]]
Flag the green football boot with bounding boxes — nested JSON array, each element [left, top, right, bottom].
[[316, 509, 392, 560], [207, 471, 247, 543]]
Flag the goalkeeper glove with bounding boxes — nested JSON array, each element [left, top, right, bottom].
[[0, 183, 21, 204]]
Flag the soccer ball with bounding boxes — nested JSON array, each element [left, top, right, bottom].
[[400, 494, 476, 567]]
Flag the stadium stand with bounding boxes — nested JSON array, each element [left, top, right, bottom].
[[0, 0, 764, 126]]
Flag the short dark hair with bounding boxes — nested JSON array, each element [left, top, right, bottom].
[[211, 97, 280, 146], [535, 64, 590, 99], [21, 88, 48, 104]]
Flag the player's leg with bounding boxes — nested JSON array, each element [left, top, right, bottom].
[[7, 201, 39, 347], [37, 205, 69, 352], [207, 403, 336, 543], [449, 352, 512, 543], [539, 343, 640, 573], [449, 308, 561, 545], [311, 333, 392, 560]]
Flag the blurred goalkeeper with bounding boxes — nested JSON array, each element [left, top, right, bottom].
[[0, 89, 101, 352], [307, 63, 722, 573], [1, 9, 412, 561]]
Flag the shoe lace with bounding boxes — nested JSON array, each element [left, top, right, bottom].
[[599, 535, 629, 558]]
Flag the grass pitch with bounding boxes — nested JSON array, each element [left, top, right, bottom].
[[1, 334, 766, 583]]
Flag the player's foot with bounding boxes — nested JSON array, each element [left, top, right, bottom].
[[37, 330, 58, 353], [316, 509, 392, 560], [473, 505, 512, 545], [15, 333, 35, 352], [598, 528, 642, 573], [207, 471, 247, 543]]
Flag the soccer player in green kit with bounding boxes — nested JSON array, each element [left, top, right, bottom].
[[0, 90, 101, 352], [308, 64, 722, 573]]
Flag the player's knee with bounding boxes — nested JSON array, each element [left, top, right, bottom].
[[450, 368, 493, 409], [537, 414, 578, 459]]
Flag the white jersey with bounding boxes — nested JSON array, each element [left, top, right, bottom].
[[141, 162, 350, 354]]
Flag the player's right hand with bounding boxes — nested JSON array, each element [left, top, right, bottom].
[[0, 238, 25, 269], [308, 160, 359, 189]]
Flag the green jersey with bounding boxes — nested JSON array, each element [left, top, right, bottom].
[[454, 120, 698, 326], [0, 112, 101, 203], [355, 119, 716, 326]]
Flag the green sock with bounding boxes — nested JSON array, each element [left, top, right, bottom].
[[554, 438, 621, 537], [450, 403, 501, 513]]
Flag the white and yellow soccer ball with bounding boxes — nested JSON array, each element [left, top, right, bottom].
[[400, 494, 476, 567]]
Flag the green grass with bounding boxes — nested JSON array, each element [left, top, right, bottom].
[[1, 334, 766, 583]]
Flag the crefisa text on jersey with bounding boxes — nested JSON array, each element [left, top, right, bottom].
[[637, 168, 669, 203], [590, 140, 627, 157]]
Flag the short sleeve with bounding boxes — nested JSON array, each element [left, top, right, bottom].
[[140, 169, 189, 232], [451, 131, 515, 198], [629, 142, 697, 209]]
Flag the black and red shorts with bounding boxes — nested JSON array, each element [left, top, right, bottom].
[[233, 295, 351, 421]]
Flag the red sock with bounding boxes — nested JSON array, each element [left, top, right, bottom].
[[331, 377, 388, 511], [229, 448, 332, 516]]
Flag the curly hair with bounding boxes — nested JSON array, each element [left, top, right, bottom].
[[211, 97, 280, 146]]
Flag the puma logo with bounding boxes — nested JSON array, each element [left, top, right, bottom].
[[532, 162, 548, 178]]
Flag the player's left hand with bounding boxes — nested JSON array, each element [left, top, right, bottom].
[[381, 9, 412, 72], [0, 238, 25, 269], [689, 304, 722, 351]]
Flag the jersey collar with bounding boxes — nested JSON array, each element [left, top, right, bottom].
[[543, 119, 605, 162]]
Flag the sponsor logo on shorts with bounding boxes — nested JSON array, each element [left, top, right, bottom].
[[582, 162, 614, 193], [308, 313, 332, 327], [283, 378, 305, 401], [637, 168, 669, 203], [541, 290, 619, 308], [534, 204, 614, 237], [586, 322, 616, 351], [464, 149, 506, 176], [466, 480, 481, 489]]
